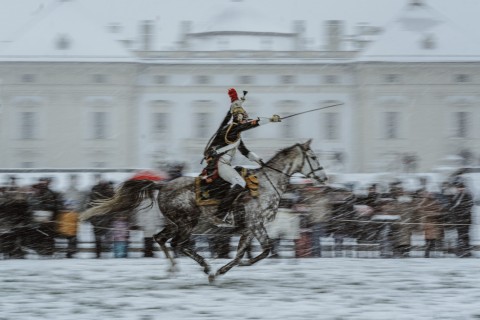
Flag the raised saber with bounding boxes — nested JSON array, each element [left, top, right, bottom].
[[280, 102, 343, 120]]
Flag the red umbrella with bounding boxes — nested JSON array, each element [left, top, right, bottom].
[[130, 170, 166, 181]]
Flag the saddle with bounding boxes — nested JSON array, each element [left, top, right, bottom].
[[195, 165, 259, 206]]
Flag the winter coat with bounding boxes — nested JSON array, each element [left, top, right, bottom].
[[56, 211, 78, 237], [418, 197, 444, 240], [449, 190, 474, 225], [390, 198, 415, 247]]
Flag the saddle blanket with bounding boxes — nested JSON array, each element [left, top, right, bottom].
[[195, 167, 259, 206]]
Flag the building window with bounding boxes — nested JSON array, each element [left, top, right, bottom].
[[91, 162, 107, 168], [217, 38, 229, 50], [324, 75, 339, 84], [384, 112, 400, 139], [92, 112, 107, 139], [153, 75, 168, 85], [261, 38, 273, 50], [238, 75, 254, 85], [454, 111, 470, 138], [195, 112, 209, 138], [20, 112, 36, 140], [324, 112, 339, 140], [21, 74, 36, 83], [20, 162, 35, 168], [194, 75, 211, 85], [280, 75, 295, 85], [152, 112, 169, 135], [454, 74, 471, 83], [56, 34, 71, 50], [93, 74, 107, 84], [384, 74, 401, 83]]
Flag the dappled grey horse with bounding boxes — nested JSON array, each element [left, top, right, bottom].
[[81, 139, 327, 281]]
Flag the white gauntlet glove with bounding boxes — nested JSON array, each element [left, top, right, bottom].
[[270, 114, 281, 122], [248, 152, 262, 164]]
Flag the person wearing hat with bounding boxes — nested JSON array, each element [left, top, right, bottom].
[[449, 180, 474, 257], [203, 88, 281, 225]]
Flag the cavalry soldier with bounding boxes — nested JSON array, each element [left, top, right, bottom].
[[204, 88, 281, 224]]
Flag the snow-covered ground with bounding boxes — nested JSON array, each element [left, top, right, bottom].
[[1, 257, 480, 320]]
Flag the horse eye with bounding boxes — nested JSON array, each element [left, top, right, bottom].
[[311, 156, 317, 160]]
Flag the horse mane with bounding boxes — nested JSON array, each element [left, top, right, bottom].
[[265, 143, 301, 166]]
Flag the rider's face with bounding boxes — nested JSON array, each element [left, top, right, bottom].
[[234, 112, 247, 123]]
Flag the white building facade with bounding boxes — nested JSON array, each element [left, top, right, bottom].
[[0, 0, 479, 174]]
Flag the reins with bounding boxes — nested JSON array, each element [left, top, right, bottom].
[[259, 161, 291, 198]]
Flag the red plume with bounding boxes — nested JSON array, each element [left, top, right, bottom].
[[228, 88, 239, 103]]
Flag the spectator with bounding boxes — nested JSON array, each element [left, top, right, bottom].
[[87, 175, 114, 206], [358, 183, 381, 212], [58, 174, 87, 258], [390, 186, 415, 258], [29, 177, 62, 256], [112, 213, 129, 258], [63, 174, 88, 213], [134, 190, 164, 258], [328, 187, 356, 257], [449, 181, 474, 258], [167, 162, 185, 181], [305, 186, 331, 257], [57, 201, 79, 258], [417, 191, 445, 258]]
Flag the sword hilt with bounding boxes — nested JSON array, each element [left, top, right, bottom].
[[241, 91, 248, 101]]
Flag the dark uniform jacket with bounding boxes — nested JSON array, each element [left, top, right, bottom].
[[205, 112, 261, 161]]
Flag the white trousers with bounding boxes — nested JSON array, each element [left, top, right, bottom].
[[217, 155, 246, 188]]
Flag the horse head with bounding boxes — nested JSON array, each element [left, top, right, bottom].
[[298, 139, 328, 185]]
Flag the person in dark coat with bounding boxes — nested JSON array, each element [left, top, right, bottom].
[[449, 181, 474, 257]]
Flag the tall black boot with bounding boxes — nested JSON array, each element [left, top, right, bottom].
[[216, 184, 245, 223]]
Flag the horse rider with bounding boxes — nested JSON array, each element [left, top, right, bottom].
[[203, 88, 281, 225]]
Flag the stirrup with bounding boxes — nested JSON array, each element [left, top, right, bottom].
[[209, 215, 235, 228]]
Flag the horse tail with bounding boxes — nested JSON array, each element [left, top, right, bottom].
[[80, 180, 159, 221]]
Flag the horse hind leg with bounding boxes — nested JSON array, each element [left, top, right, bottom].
[[153, 224, 178, 273], [172, 230, 212, 278]]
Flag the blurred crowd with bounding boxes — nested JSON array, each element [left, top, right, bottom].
[[0, 171, 476, 259]]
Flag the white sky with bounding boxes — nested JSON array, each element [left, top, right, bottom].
[[2, 257, 480, 319]]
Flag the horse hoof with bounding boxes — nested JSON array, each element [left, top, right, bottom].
[[239, 260, 252, 267], [208, 274, 215, 283], [167, 265, 178, 274]]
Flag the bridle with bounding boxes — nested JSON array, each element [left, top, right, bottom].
[[302, 147, 327, 183], [260, 144, 327, 197]]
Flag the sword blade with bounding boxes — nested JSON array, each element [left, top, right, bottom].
[[280, 102, 343, 120]]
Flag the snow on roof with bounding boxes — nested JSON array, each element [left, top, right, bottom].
[[0, 0, 134, 62], [197, 1, 291, 34], [359, 1, 480, 62]]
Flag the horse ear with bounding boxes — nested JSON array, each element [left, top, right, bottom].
[[303, 139, 312, 149]]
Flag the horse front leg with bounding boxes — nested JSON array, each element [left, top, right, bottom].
[[246, 224, 273, 265], [215, 233, 254, 278]]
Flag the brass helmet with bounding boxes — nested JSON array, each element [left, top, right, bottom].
[[230, 100, 248, 122], [228, 88, 248, 122]]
